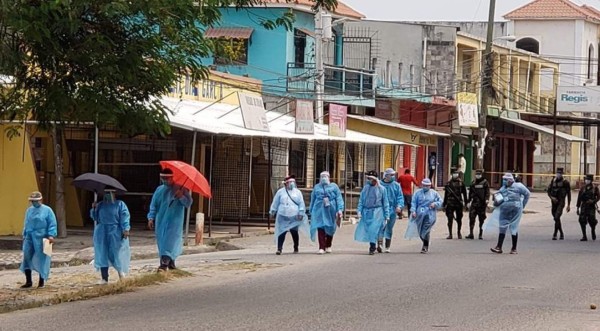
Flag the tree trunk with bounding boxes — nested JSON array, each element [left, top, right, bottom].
[[50, 125, 67, 238]]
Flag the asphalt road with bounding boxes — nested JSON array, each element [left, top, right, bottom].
[[3, 200, 600, 330]]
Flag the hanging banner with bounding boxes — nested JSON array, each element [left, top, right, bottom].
[[457, 92, 479, 128], [238, 92, 270, 132], [294, 99, 314, 134], [329, 104, 347, 137]]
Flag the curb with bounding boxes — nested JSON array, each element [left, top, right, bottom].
[[0, 230, 271, 272]]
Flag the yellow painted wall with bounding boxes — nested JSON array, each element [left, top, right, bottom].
[[168, 70, 262, 105], [0, 125, 39, 235]]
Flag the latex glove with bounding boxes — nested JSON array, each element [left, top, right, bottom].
[[566, 205, 571, 213], [147, 219, 154, 230], [411, 212, 417, 219], [430, 203, 437, 209], [395, 207, 402, 214], [47, 237, 55, 244], [336, 211, 343, 218], [122, 230, 130, 239]]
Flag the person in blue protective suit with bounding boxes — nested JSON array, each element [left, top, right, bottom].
[[147, 168, 192, 272], [489, 172, 530, 254], [91, 188, 131, 284], [20, 191, 57, 288], [378, 168, 404, 253], [270, 175, 310, 255], [405, 178, 443, 254], [355, 170, 390, 255], [309, 171, 344, 254]]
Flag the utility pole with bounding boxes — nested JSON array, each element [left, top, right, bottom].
[[315, 9, 325, 124], [477, 0, 496, 170]]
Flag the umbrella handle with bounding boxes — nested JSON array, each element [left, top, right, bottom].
[[168, 178, 190, 207]]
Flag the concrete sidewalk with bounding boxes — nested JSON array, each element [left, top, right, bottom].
[[0, 225, 272, 271]]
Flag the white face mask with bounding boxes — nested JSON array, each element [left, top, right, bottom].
[[585, 180, 592, 185], [452, 174, 459, 179], [475, 175, 482, 179]]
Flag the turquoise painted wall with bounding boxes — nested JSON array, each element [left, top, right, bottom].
[[208, 9, 318, 95]]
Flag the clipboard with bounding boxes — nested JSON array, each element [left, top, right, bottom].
[[43, 238, 53, 256]]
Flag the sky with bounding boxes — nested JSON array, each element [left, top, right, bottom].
[[342, 0, 600, 21]]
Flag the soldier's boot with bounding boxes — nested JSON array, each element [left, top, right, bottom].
[[558, 220, 565, 240], [552, 221, 559, 240], [592, 226, 597, 241], [580, 223, 588, 241], [456, 219, 463, 239], [446, 222, 453, 240], [466, 219, 475, 239], [478, 227, 484, 240]]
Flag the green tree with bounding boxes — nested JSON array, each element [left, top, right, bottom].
[[0, 0, 338, 237]]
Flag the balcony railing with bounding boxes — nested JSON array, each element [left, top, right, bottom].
[[287, 62, 376, 98]]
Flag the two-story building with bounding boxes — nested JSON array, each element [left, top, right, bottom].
[[504, 0, 600, 186], [456, 31, 586, 188]]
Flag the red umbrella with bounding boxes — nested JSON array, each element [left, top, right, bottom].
[[159, 160, 212, 198]]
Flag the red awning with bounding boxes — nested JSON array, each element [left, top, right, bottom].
[[204, 27, 254, 39]]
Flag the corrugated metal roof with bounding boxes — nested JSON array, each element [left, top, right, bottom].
[[204, 27, 254, 39]]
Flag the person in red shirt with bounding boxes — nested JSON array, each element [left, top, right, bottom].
[[398, 169, 419, 219]]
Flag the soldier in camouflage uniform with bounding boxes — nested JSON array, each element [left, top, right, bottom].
[[443, 168, 468, 239], [547, 167, 571, 240], [576, 174, 600, 241]]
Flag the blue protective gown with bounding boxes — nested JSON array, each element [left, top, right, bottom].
[[405, 189, 443, 240], [379, 180, 405, 240], [147, 185, 193, 260], [483, 183, 530, 236], [270, 187, 310, 243], [20, 205, 58, 280], [90, 200, 131, 274], [309, 182, 345, 241], [354, 183, 390, 243]]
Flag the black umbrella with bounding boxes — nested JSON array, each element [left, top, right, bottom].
[[72, 173, 127, 194]]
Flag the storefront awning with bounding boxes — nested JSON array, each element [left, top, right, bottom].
[[347, 114, 451, 137], [162, 97, 408, 145], [499, 117, 587, 142]]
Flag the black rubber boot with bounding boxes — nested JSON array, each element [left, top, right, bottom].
[[38, 277, 45, 288], [385, 238, 391, 249], [168, 259, 177, 270], [100, 267, 109, 282], [491, 233, 506, 253], [592, 226, 597, 241], [158, 255, 169, 272], [369, 243, 376, 255], [511, 234, 518, 254], [21, 269, 33, 288]]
